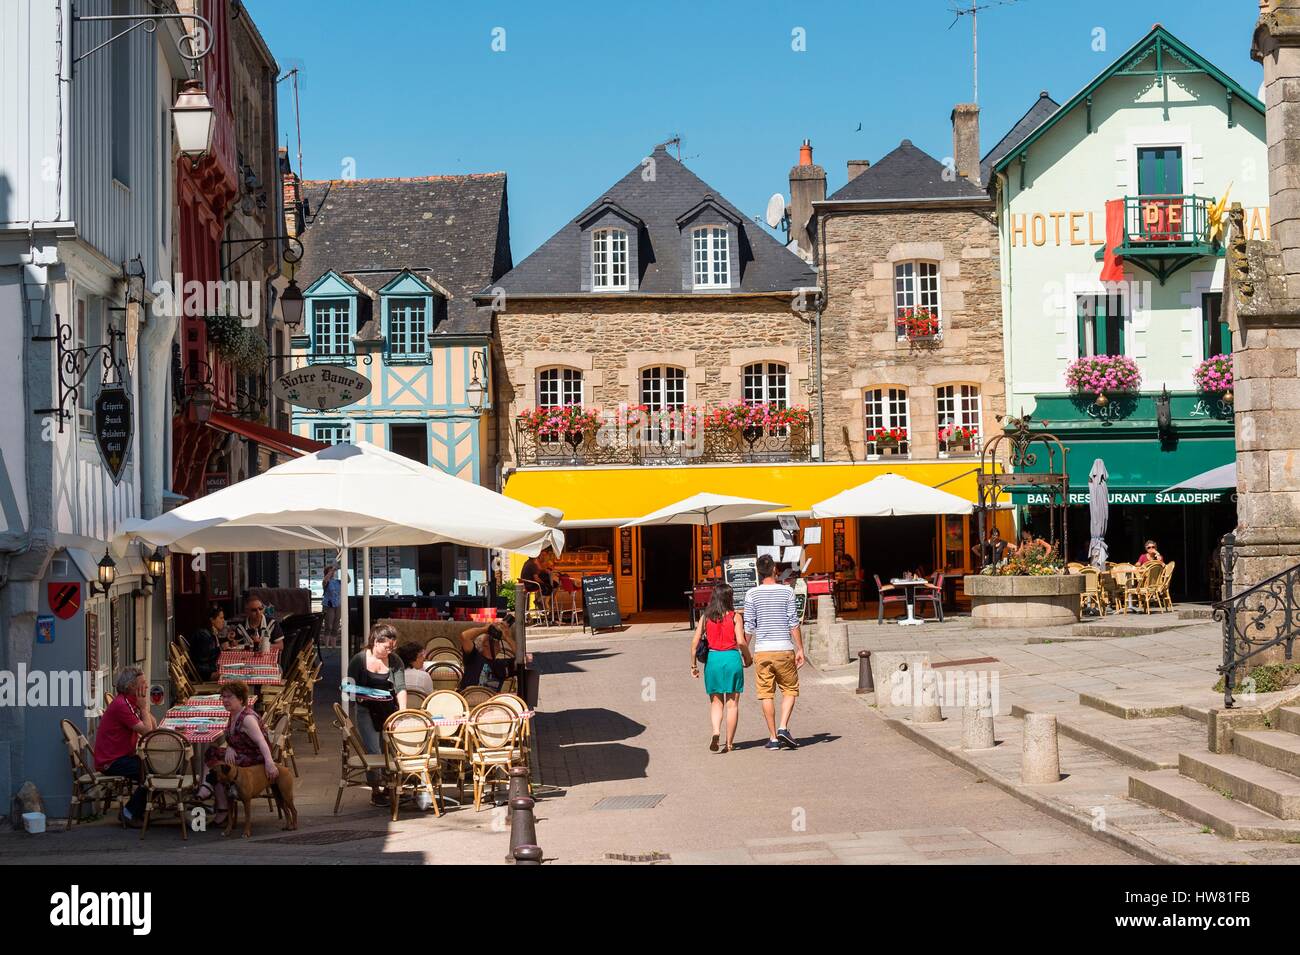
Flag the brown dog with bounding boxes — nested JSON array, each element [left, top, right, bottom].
[[213, 761, 298, 838]]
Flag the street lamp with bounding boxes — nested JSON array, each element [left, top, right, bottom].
[[466, 350, 488, 413], [172, 79, 216, 158], [92, 549, 117, 596], [145, 546, 166, 580], [187, 385, 215, 424], [279, 277, 305, 331]]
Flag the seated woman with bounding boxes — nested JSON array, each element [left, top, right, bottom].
[[197, 680, 278, 827], [92, 667, 156, 828], [396, 642, 434, 700], [1137, 540, 1164, 565], [189, 604, 224, 681], [520, 549, 557, 621], [346, 623, 408, 804]]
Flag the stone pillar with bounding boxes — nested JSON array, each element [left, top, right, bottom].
[[962, 686, 995, 750], [821, 623, 849, 667], [911, 667, 943, 723], [1021, 713, 1061, 784], [1227, 4, 1300, 633]]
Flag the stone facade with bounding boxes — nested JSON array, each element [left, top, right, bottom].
[[495, 296, 812, 465], [818, 208, 1005, 461]]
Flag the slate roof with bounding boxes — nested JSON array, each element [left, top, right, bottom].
[[481, 144, 815, 296], [297, 174, 511, 335], [824, 139, 989, 203], [980, 91, 1061, 184]]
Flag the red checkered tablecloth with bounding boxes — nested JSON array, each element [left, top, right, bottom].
[[160, 715, 225, 744], [218, 665, 283, 686], [219, 647, 281, 666]]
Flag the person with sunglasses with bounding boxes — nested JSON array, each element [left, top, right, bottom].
[[231, 594, 284, 651]]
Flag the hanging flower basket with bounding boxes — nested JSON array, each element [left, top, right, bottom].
[[516, 405, 602, 439], [706, 402, 811, 433], [1064, 355, 1142, 395], [205, 313, 245, 356], [896, 308, 940, 340], [231, 327, 268, 373], [1192, 353, 1233, 395]]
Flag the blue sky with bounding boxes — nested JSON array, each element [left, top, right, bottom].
[[247, 0, 1264, 261]]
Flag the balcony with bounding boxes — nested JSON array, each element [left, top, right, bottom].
[[514, 419, 811, 468], [1098, 195, 1219, 283]]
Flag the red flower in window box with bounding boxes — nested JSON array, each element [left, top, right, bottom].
[[870, 426, 908, 446], [896, 308, 940, 340]]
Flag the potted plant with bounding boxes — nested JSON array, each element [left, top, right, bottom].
[[1064, 354, 1142, 406], [938, 423, 978, 455], [869, 426, 907, 454], [1193, 353, 1233, 403], [517, 405, 603, 456], [896, 308, 940, 341]]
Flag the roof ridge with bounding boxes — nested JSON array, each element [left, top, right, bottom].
[[300, 173, 505, 186]]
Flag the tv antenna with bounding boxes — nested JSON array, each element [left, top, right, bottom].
[[658, 135, 682, 161], [949, 0, 1023, 104]]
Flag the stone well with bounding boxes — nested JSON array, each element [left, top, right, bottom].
[[963, 574, 1085, 628]]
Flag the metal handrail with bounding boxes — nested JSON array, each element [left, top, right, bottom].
[[1122, 194, 1213, 246], [1214, 531, 1300, 708]]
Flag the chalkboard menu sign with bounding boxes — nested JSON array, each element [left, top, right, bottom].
[[619, 528, 633, 576], [724, 557, 759, 606], [94, 387, 133, 484], [581, 573, 622, 631]]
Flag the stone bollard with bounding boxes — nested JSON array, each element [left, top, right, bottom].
[[1021, 712, 1061, 784], [911, 666, 943, 723], [822, 623, 850, 667], [961, 685, 995, 750], [856, 650, 873, 694], [815, 594, 835, 627], [509, 793, 542, 865], [504, 767, 531, 862]]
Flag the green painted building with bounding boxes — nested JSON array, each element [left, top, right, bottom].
[[988, 26, 1265, 598]]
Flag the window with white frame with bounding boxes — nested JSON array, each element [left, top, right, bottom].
[[387, 297, 428, 358], [313, 299, 352, 360], [640, 365, 687, 444], [537, 367, 584, 407], [742, 362, 789, 407], [936, 384, 981, 451], [863, 387, 910, 456], [591, 228, 629, 291], [894, 260, 941, 335], [692, 227, 730, 288], [313, 422, 351, 445]]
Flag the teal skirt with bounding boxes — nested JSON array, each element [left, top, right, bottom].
[[704, 648, 744, 695]]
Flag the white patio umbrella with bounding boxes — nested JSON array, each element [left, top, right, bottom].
[[621, 492, 788, 528], [1087, 458, 1109, 570], [115, 442, 564, 675], [1162, 462, 1236, 492], [810, 473, 973, 518]]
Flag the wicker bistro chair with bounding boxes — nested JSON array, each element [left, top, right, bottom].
[[421, 690, 471, 797], [427, 647, 464, 668], [381, 710, 443, 821], [427, 661, 464, 692], [873, 575, 908, 623], [1109, 564, 1139, 613], [1134, 561, 1166, 613], [60, 719, 130, 829], [288, 662, 322, 755], [461, 685, 494, 710], [1080, 568, 1108, 616], [136, 729, 196, 840], [466, 701, 523, 810], [1154, 561, 1177, 612], [331, 702, 385, 814], [489, 692, 532, 777]]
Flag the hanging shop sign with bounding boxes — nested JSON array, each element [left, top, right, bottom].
[[272, 366, 372, 411], [94, 387, 133, 484]]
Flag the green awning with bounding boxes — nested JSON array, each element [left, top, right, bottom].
[[1009, 436, 1235, 506]]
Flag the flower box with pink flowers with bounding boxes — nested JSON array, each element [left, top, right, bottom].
[[1063, 355, 1142, 396]]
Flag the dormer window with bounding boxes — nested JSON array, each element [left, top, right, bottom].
[[692, 227, 730, 288], [388, 297, 428, 358], [592, 228, 629, 291]]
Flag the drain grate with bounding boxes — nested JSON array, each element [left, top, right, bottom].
[[256, 829, 389, 846], [592, 794, 666, 811], [605, 851, 671, 863]]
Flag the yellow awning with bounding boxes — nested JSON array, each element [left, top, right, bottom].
[[503, 460, 989, 525]]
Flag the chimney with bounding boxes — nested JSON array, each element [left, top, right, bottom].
[[846, 160, 871, 182], [788, 139, 825, 262], [951, 103, 981, 186], [279, 146, 302, 239]]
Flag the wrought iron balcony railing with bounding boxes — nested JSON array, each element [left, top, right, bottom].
[[1214, 532, 1300, 708], [1121, 195, 1213, 249], [515, 419, 811, 468]]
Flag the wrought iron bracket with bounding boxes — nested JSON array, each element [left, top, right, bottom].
[[1214, 531, 1300, 708], [220, 234, 304, 277], [33, 318, 127, 433], [72, 7, 213, 69]]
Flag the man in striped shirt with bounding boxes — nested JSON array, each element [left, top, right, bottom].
[[743, 554, 805, 750]]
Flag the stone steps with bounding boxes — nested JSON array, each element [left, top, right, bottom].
[[1178, 750, 1300, 819], [1278, 707, 1300, 736], [1128, 770, 1300, 841], [1010, 702, 1201, 772], [1078, 692, 1187, 720], [1233, 728, 1300, 778]]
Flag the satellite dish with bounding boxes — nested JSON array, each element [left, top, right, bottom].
[[765, 193, 787, 229]]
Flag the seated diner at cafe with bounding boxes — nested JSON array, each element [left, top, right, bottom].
[[92, 667, 156, 828]]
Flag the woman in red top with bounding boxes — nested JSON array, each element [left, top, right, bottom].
[[92, 668, 156, 827], [689, 584, 748, 754]]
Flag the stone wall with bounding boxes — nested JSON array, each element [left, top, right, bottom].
[[818, 208, 1006, 461], [495, 296, 812, 466]]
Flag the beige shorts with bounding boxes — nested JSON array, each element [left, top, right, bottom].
[[753, 651, 799, 700]]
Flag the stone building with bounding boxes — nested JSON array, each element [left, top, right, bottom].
[[806, 106, 1013, 585]]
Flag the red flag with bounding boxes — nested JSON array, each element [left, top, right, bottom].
[[1100, 198, 1126, 281]]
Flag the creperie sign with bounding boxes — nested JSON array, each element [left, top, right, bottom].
[[1009, 206, 1271, 247]]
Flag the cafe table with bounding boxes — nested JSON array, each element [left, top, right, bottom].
[[216, 663, 283, 686], [889, 577, 933, 627], [218, 646, 281, 667]]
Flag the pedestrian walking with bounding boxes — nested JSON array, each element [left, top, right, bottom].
[[689, 583, 748, 753], [743, 554, 805, 750], [321, 563, 341, 648]]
